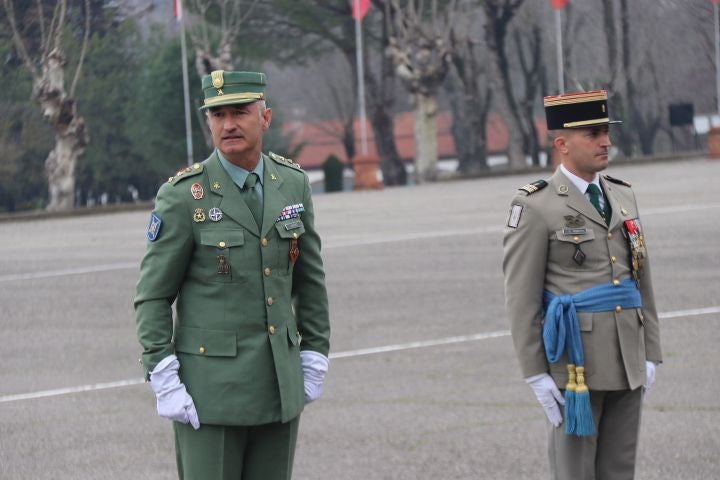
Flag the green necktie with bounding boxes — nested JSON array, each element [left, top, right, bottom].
[[242, 173, 262, 228], [586, 183, 610, 225]]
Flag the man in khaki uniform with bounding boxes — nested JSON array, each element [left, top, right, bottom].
[[135, 71, 330, 480], [503, 90, 662, 480]]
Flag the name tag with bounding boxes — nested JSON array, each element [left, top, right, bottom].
[[563, 228, 587, 235], [284, 220, 303, 231]]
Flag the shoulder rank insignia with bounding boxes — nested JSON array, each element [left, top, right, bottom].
[[269, 151, 302, 170], [603, 174, 631, 187], [147, 213, 162, 241], [168, 163, 204, 184], [519, 180, 548, 195]]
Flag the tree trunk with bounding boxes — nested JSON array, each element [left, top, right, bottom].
[[34, 49, 88, 211], [370, 104, 407, 186], [414, 93, 438, 182]]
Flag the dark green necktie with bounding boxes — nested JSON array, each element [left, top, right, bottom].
[[242, 173, 262, 228], [586, 183, 610, 225]]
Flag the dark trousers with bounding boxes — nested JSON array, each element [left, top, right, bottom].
[[174, 416, 300, 480], [548, 388, 643, 480]]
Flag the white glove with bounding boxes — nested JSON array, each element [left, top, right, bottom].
[[643, 361, 656, 394], [300, 350, 329, 404], [526, 373, 565, 427], [149, 354, 200, 429]]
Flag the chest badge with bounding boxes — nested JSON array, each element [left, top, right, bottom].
[[191, 183, 204, 200], [564, 213, 585, 228], [193, 208, 206, 223], [209, 207, 223, 222]]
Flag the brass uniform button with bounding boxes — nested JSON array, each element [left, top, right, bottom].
[[613, 279, 620, 286], [611, 256, 617, 263], [607, 232, 613, 240], [267, 296, 274, 305], [261, 238, 269, 247], [264, 267, 272, 277], [193, 163, 201, 170], [292, 232, 298, 239], [615, 306, 623, 313], [199, 345, 206, 354], [268, 325, 276, 335], [218, 241, 226, 248], [573, 236, 580, 242]]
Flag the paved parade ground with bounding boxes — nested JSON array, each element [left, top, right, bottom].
[[1, 157, 719, 479]]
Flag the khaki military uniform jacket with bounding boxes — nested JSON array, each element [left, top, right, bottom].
[[135, 152, 330, 426], [503, 169, 661, 391]]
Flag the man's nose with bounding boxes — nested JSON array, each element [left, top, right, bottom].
[[601, 133, 612, 147]]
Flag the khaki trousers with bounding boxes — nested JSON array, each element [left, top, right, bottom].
[[548, 388, 643, 480], [173, 416, 300, 480]]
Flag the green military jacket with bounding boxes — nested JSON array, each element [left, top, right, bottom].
[[135, 151, 330, 426], [503, 168, 662, 391]]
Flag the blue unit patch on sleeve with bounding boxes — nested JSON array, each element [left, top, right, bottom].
[[147, 213, 163, 241]]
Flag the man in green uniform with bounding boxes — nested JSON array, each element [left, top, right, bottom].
[[503, 90, 662, 480], [135, 70, 330, 480]]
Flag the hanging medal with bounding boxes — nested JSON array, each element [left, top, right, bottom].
[[217, 255, 230, 275], [289, 233, 300, 264]]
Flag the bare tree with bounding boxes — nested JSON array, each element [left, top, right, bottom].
[[2, 0, 91, 211], [448, 2, 493, 174], [184, 0, 258, 149], [188, 0, 258, 75], [600, 0, 663, 155], [385, 0, 458, 182], [482, 0, 531, 170]]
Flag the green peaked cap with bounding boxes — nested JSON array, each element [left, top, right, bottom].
[[200, 70, 266, 110]]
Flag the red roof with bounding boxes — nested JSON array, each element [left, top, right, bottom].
[[283, 111, 548, 170]]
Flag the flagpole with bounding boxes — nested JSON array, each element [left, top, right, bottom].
[[354, 0, 368, 155], [555, 8, 564, 94], [178, 0, 194, 166], [715, 1, 720, 115]]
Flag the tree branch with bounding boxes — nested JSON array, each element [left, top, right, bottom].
[[2, 0, 39, 77], [69, 0, 91, 97]]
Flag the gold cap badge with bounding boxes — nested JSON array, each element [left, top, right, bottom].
[[211, 70, 224, 89]]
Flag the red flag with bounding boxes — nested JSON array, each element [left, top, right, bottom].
[[174, 0, 183, 20], [551, 0, 569, 10], [351, 0, 371, 20]]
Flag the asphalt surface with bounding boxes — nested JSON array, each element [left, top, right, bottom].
[[1, 157, 719, 479]]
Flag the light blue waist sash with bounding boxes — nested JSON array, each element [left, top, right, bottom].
[[543, 278, 642, 367]]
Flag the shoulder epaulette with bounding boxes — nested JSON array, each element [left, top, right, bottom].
[[518, 180, 548, 195], [168, 163, 204, 184], [269, 151, 302, 171], [603, 174, 631, 187]]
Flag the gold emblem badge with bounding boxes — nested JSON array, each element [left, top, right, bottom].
[[193, 208, 206, 223], [271, 173, 277, 181], [211, 70, 224, 89], [212, 181, 221, 190]]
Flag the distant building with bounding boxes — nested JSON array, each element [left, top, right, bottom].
[[283, 111, 548, 170]]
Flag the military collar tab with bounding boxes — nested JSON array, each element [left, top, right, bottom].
[[603, 174, 631, 187], [518, 180, 548, 195]]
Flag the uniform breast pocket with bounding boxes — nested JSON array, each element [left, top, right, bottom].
[[198, 229, 247, 283], [274, 219, 306, 274], [551, 229, 599, 271]]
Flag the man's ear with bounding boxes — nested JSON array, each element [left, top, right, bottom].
[[262, 108, 273, 131], [554, 134, 569, 155]]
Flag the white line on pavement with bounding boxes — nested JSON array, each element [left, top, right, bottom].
[[1, 203, 719, 283], [1, 305, 717, 405]]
